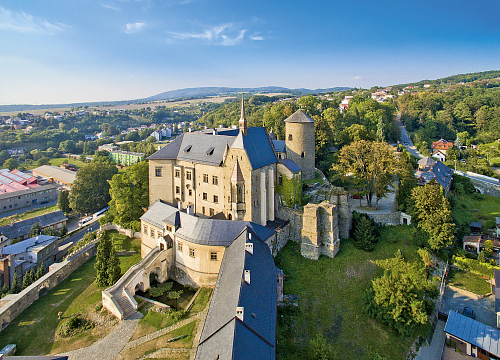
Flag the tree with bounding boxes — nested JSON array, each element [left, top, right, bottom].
[[60, 224, 68, 236], [478, 251, 487, 263], [410, 182, 455, 251], [3, 158, 18, 170], [364, 251, 433, 335], [58, 190, 71, 214], [95, 231, 120, 287], [417, 248, 433, 268], [0, 150, 10, 166], [37, 157, 51, 166], [10, 273, 21, 294], [108, 161, 149, 228], [352, 214, 377, 251], [59, 140, 76, 153], [69, 160, 117, 214], [314, 115, 334, 162], [22, 269, 33, 289], [36, 264, 46, 280], [485, 240, 494, 257], [30, 222, 41, 237], [332, 140, 396, 207]]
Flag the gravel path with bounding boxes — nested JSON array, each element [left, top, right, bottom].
[[60, 312, 143, 360]]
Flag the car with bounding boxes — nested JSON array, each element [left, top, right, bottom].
[[462, 307, 475, 319], [404, 141, 408, 145]]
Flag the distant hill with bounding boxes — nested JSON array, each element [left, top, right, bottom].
[[0, 86, 350, 113], [395, 70, 500, 88]]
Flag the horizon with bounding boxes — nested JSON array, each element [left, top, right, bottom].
[[1, 0, 499, 105]]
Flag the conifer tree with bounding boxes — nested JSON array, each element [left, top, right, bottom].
[[95, 231, 112, 287], [36, 264, 46, 280], [106, 246, 121, 286], [1, 283, 8, 297], [353, 216, 376, 252], [10, 273, 21, 294], [22, 270, 33, 289]]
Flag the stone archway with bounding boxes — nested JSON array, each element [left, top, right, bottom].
[[474, 186, 483, 194]]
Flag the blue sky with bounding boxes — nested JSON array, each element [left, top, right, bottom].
[[1, 0, 499, 105]]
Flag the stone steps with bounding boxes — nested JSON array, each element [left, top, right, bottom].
[[116, 292, 136, 319]]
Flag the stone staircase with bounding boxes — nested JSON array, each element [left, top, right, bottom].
[[115, 287, 136, 319]]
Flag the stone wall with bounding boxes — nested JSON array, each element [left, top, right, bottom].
[[359, 211, 411, 226], [467, 173, 500, 198], [0, 241, 97, 330], [101, 223, 141, 238], [276, 205, 303, 243], [265, 221, 290, 257]]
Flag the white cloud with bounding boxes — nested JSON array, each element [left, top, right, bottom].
[[352, 76, 363, 80], [168, 24, 248, 46], [101, 3, 120, 11], [250, 34, 264, 41], [0, 7, 70, 34], [125, 22, 145, 34], [221, 30, 246, 46]]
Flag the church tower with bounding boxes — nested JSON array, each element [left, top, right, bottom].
[[238, 96, 247, 135], [285, 110, 315, 180]]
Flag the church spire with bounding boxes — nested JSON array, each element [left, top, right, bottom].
[[239, 93, 247, 136]]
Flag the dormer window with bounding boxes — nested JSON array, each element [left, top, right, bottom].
[[206, 147, 215, 156], [183, 145, 192, 153], [244, 270, 250, 284], [236, 307, 244, 321], [245, 243, 253, 254]]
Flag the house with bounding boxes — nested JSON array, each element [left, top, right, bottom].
[[431, 149, 447, 162], [414, 156, 453, 193], [431, 139, 454, 154], [98, 143, 119, 152], [32, 165, 77, 190], [0, 235, 59, 288], [85, 134, 98, 141], [0, 210, 67, 244], [463, 234, 500, 255], [444, 310, 500, 358]]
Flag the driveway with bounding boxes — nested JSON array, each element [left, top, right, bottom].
[[442, 286, 496, 328], [415, 320, 446, 360]]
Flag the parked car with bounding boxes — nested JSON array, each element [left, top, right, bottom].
[[462, 307, 475, 319]]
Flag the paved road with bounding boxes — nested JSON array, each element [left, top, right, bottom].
[[60, 221, 100, 246], [397, 114, 424, 159], [415, 320, 446, 360]]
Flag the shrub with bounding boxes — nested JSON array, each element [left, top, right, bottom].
[[148, 281, 173, 297], [453, 255, 499, 278], [58, 314, 94, 338], [170, 309, 186, 323]]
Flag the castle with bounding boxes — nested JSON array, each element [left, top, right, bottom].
[[103, 99, 351, 359]]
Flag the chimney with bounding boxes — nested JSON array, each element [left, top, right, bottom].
[[244, 270, 250, 284], [213, 129, 218, 135], [236, 306, 244, 321], [245, 243, 253, 255]]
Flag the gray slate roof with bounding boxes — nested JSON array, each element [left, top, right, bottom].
[[279, 159, 301, 173], [470, 221, 483, 229], [284, 110, 315, 123], [0, 211, 68, 240], [148, 127, 278, 170], [445, 310, 500, 356], [140, 201, 275, 246], [415, 160, 453, 191], [195, 228, 276, 360], [3, 235, 58, 255], [418, 156, 437, 167]]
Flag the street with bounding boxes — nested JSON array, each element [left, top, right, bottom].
[[60, 221, 100, 246]]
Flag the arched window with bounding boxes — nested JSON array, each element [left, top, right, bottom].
[[301, 152, 305, 158], [288, 134, 293, 141]]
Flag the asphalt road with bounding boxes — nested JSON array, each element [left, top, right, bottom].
[[60, 221, 100, 246]]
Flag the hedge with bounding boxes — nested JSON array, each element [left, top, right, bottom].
[[453, 255, 499, 278]]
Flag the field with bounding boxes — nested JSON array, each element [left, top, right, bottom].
[[0, 232, 141, 356], [447, 268, 492, 295], [22, 157, 89, 171], [275, 226, 431, 360]]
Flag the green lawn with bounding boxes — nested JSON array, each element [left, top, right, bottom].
[[0, 205, 60, 227], [108, 231, 142, 273], [22, 157, 89, 170], [275, 226, 431, 360], [452, 192, 500, 231], [303, 170, 325, 185], [0, 234, 141, 356], [448, 268, 492, 295]]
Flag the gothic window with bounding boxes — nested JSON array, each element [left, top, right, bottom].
[[301, 152, 305, 158]]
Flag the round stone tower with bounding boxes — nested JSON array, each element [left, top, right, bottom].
[[284, 110, 315, 180]]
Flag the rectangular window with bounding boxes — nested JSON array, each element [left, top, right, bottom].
[[212, 176, 218, 185], [213, 195, 218, 203], [210, 252, 217, 261], [157, 230, 162, 238], [177, 242, 183, 251], [150, 228, 155, 238], [203, 192, 207, 201], [202, 206, 205, 215], [176, 186, 180, 194], [203, 174, 209, 183], [155, 167, 162, 177], [189, 248, 195, 257], [175, 169, 181, 178], [188, 189, 192, 196], [186, 171, 192, 180], [209, 208, 215, 216]]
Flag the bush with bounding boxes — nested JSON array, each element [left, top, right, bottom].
[[170, 309, 186, 323], [453, 255, 499, 278], [58, 314, 94, 338], [148, 281, 173, 297]]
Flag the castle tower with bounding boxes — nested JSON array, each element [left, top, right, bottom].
[[284, 110, 315, 180]]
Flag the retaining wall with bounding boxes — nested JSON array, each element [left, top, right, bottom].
[[0, 241, 97, 330], [100, 223, 141, 238]]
